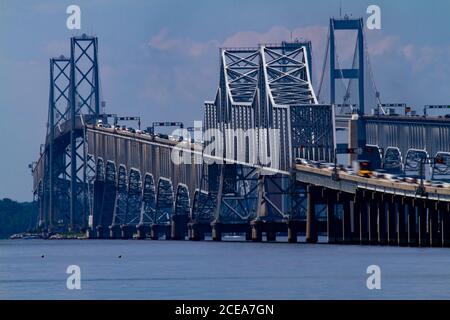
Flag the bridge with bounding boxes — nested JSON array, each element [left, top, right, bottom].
[[32, 17, 450, 247]]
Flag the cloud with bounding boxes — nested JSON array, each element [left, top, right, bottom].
[[366, 34, 397, 56], [401, 44, 442, 72], [149, 29, 219, 57]]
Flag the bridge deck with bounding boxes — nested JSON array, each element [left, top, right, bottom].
[[294, 164, 450, 202]]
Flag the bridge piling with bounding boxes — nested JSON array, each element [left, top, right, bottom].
[[188, 223, 208, 241], [386, 196, 397, 246], [251, 220, 263, 242], [306, 185, 318, 243], [171, 215, 188, 240], [266, 232, 277, 242], [378, 196, 388, 246], [350, 196, 360, 244], [368, 193, 379, 245], [326, 190, 337, 244], [398, 197, 408, 246], [416, 200, 429, 247], [442, 203, 450, 247], [429, 203, 440, 247], [211, 222, 222, 241], [121, 225, 135, 239], [339, 192, 351, 244], [136, 224, 150, 240], [109, 225, 121, 239], [407, 199, 418, 247], [287, 220, 301, 243], [359, 196, 369, 245]]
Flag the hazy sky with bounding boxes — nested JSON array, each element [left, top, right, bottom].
[[1, 0, 450, 201]]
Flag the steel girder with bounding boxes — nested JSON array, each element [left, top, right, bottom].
[[139, 173, 156, 226], [111, 165, 128, 227], [201, 42, 330, 224], [174, 184, 191, 217], [97, 160, 116, 234], [154, 178, 174, 225], [290, 104, 336, 163]]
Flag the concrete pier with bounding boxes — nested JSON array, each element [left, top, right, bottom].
[[442, 203, 450, 247], [287, 220, 302, 243], [326, 190, 337, 244], [251, 220, 263, 242], [377, 197, 387, 245], [429, 203, 440, 247], [351, 196, 360, 244], [339, 192, 352, 244], [136, 224, 150, 239], [397, 197, 408, 246], [407, 199, 418, 247], [306, 185, 318, 243], [171, 215, 189, 240], [109, 224, 121, 239], [188, 222, 210, 241], [416, 199, 429, 247], [368, 193, 379, 245], [386, 196, 397, 246], [359, 191, 369, 245], [120, 225, 135, 239]]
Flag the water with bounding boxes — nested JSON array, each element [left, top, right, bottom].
[[1, 239, 450, 299]]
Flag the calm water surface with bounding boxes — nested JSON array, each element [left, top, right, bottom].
[[1, 239, 450, 299]]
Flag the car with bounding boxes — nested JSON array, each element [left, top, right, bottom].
[[405, 176, 419, 184], [431, 181, 449, 188], [127, 127, 136, 133], [373, 170, 387, 179], [157, 133, 169, 139], [295, 158, 309, 165]]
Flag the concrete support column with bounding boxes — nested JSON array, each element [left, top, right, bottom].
[[429, 202, 440, 248], [211, 222, 222, 242], [378, 196, 388, 246], [386, 197, 397, 246], [407, 198, 418, 247], [306, 185, 318, 243], [326, 190, 337, 244], [416, 199, 429, 247], [360, 191, 369, 245], [171, 215, 188, 240], [251, 220, 263, 242], [245, 228, 252, 241], [287, 220, 301, 243], [189, 223, 205, 241], [96, 225, 108, 239], [441, 203, 450, 247], [109, 224, 121, 239], [351, 196, 360, 244], [136, 224, 150, 240], [368, 193, 379, 245], [86, 228, 96, 239], [150, 224, 159, 240], [397, 197, 408, 246], [266, 232, 277, 242], [339, 192, 351, 244]]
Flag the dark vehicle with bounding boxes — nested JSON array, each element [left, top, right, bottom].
[[157, 133, 169, 139]]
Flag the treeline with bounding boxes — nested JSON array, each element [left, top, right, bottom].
[[0, 198, 38, 238]]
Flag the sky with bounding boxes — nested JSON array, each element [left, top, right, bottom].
[[1, 0, 450, 201]]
